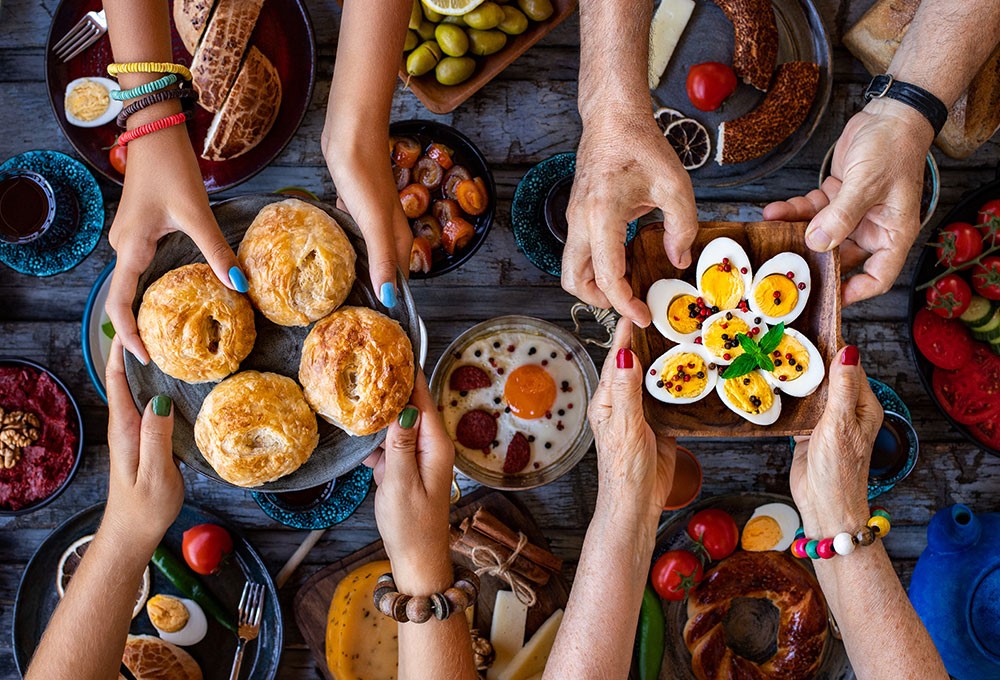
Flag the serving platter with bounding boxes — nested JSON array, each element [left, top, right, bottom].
[[124, 194, 423, 492], [12, 502, 283, 679], [628, 221, 841, 437], [44, 0, 316, 194]]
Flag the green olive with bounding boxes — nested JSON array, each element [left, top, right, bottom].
[[406, 41, 443, 76], [434, 23, 469, 57], [440, 15, 466, 25], [408, 0, 423, 30], [435, 56, 476, 85], [467, 28, 507, 56], [498, 5, 528, 34], [463, 2, 504, 29], [404, 29, 419, 51], [416, 20, 436, 40], [420, 1, 444, 22], [517, 0, 553, 21]]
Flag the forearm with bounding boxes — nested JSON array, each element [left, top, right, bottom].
[[577, 0, 651, 121]]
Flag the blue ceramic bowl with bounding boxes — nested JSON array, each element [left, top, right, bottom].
[[252, 465, 372, 529], [81, 259, 115, 403]]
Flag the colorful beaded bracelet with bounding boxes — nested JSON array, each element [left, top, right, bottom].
[[373, 565, 480, 623], [115, 111, 191, 146], [790, 506, 891, 560], [109, 74, 179, 101], [108, 62, 192, 81], [116, 87, 196, 128]]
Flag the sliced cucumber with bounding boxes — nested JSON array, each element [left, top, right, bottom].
[[971, 308, 1000, 340], [975, 325, 1000, 342], [960, 296, 994, 327]]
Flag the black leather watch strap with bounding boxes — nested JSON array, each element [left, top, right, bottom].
[[863, 74, 948, 137]]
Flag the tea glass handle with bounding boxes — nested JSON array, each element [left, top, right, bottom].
[[570, 302, 618, 349]]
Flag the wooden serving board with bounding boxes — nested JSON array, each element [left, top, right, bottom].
[[294, 489, 570, 680], [628, 221, 842, 437]]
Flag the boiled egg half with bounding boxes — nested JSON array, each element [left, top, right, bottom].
[[695, 238, 754, 311], [748, 252, 811, 325], [716, 369, 781, 425], [647, 278, 703, 344], [762, 328, 825, 397], [699, 309, 769, 365], [741, 502, 801, 552], [64, 77, 122, 128], [146, 595, 208, 647], [645, 344, 718, 404]]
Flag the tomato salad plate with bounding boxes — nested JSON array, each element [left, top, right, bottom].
[[13, 502, 282, 678], [908, 173, 1000, 456]]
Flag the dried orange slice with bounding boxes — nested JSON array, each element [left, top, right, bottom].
[[57, 534, 150, 619], [664, 118, 711, 170]]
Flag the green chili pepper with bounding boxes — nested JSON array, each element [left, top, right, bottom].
[[637, 584, 665, 680], [151, 545, 237, 634]]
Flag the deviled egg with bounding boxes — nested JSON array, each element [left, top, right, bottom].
[[647, 278, 703, 344], [699, 309, 769, 365], [64, 77, 122, 128], [146, 595, 208, 647], [748, 252, 811, 325], [695, 238, 754, 310], [716, 369, 781, 425], [645, 344, 718, 404], [741, 502, 801, 551], [761, 328, 825, 397]]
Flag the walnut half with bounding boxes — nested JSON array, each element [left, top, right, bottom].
[[0, 409, 42, 468]]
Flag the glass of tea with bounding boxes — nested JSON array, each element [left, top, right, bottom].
[[869, 410, 920, 497], [0, 169, 57, 245], [543, 174, 573, 245]]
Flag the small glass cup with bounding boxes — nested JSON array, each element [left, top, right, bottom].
[[543, 174, 573, 244], [663, 445, 703, 511], [0, 169, 57, 245], [868, 410, 920, 498]]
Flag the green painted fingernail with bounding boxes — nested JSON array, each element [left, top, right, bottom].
[[398, 406, 418, 429], [152, 395, 172, 417]]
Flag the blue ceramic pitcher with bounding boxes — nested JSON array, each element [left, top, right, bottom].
[[908, 504, 1000, 680]]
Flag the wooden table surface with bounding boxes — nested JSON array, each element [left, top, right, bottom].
[[2, 1, 999, 678]]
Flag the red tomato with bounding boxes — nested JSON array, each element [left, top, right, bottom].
[[651, 550, 703, 601], [109, 144, 127, 175], [935, 222, 983, 267], [977, 199, 1000, 246], [686, 509, 739, 561], [912, 307, 974, 370], [686, 62, 738, 112], [925, 274, 972, 319], [972, 256, 1000, 300], [972, 411, 1000, 451], [182, 524, 234, 575], [933, 367, 995, 425]]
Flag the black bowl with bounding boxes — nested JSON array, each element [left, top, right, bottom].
[[907, 170, 1000, 457], [0, 358, 85, 515], [389, 120, 496, 278]]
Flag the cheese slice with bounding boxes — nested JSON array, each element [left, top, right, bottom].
[[496, 609, 563, 680], [325, 560, 398, 680], [487, 590, 529, 680], [648, 0, 696, 88]]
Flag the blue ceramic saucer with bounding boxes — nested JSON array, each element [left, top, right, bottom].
[[81, 260, 116, 403], [252, 464, 373, 529], [0, 150, 103, 277], [511, 153, 636, 278]]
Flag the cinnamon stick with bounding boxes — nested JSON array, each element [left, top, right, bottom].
[[470, 508, 563, 573], [450, 522, 550, 586]]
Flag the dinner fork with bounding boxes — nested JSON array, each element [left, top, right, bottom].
[[229, 581, 265, 680], [52, 9, 107, 62]]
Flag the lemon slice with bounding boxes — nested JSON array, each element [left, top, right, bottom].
[[421, 0, 485, 16], [57, 534, 150, 619]]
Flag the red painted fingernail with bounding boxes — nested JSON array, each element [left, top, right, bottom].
[[841, 345, 859, 366], [616, 348, 633, 369]]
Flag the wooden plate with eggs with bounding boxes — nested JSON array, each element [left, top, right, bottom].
[[628, 221, 841, 437]]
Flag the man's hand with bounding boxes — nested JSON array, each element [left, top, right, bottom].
[[563, 106, 698, 327]]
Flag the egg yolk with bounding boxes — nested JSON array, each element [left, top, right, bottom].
[[754, 274, 799, 317], [704, 316, 750, 359], [723, 371, 774, 414], [660, 353, 708, 398], [700, 263, 744, 309], [667, 294, 700, 334], [768, 334, 809, 382], [741, 515, 783, 551], [147, 595, 189, 633], [504, 364, 556, 419]]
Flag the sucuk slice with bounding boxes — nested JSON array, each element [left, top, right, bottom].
[[503, 432, 531, 474], [449, 365, 492, 391], [654, 107, 687, 132], [664, 118, 711, 170], [57, 535, 150, 619], [716, 61, 820, 165], [455, 409, 498, 450], [913, 307, 974, 371], [710, 0, 778, 91]]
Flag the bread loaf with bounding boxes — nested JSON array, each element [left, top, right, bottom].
[[172, 0, 216, 56], [190, 0, 264, 112], [202, 46, 281, 161]]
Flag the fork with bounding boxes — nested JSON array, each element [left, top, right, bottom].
[[229, 581, 265, 680], [52, 9, 107, 62]]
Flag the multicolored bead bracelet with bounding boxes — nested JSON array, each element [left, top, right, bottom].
[[116, 87, 196, 128], [115, 111, 191, 146], [373, 565, 480, 623], [110, 74, 179, 101], [108, 61, 192, 81], [790, 506, 891, 560]]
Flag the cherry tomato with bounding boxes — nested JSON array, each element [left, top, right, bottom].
[[109, 144, 127, 175], [686, 509, 739, 561], [181, 524, 233, 575], [972, 255, 1000, 300], [977, 199, 1000, 246], [912, 307, 973, 371], [686, 62, 738, 112], [455, 177, 489, 216], [935, 222, 983, 267], [409, 236, 433, 274], [651, 550, 703, 601], [426, 143, 454, 169], [925, 274, 972, 319], [399, 183, 431, 218], [391, 137, 421, 169], [441, 217, 475, 255]]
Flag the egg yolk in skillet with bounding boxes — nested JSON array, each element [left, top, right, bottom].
[[754, 274, 799, 317], [700, 263, 744, 309], [667, 294, 700, 334], [723, 371, 774, 414], [504, 364, 556, 419], [661, 353, 708, 398], [704, 316, 750, 359], [768, 334, 809, 382]]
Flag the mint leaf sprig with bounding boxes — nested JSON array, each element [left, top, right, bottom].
[[721, 322, 785, 380]]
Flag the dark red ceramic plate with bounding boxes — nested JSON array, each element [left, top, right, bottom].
[[44, 0, 315, 194]]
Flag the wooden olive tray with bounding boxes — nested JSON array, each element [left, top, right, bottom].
[[294, 489, 569, 680], [628, 221, 842, 437]]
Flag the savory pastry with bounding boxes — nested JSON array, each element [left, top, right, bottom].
[[190, 0, 264, 112], [137, 263, 256, 384], [237, 198, 356, 326], [202, 46, 282, 161], [173, 0, 215, 56], [121, 634, 203, 680], [711, 0, 778, 91], [684, 551, 828, 679], [194, 371, 318, 487], [299, 307, 414, 437], [716, 61, 820, 165]]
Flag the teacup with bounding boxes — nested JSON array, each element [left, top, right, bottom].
[[543, 174, 573, 244], [868, 410, 920, 498], [0, 169, 57, 245]]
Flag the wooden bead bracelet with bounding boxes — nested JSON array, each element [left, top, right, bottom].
[[790, 506, 891, 560], [373, 565, 480, 623]]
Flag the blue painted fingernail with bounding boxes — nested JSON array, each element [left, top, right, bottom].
[[229, 266, 249, 293], [380, 282, 396, 308]]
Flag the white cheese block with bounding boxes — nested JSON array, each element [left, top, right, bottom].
[[487, 590, 529, 680], [648, 0, 696, 89], [496, 609, 563, 680]]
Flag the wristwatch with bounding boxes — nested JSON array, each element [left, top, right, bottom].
[[863, 74, 948, 137]]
